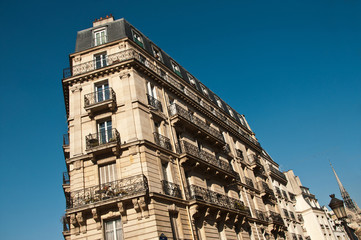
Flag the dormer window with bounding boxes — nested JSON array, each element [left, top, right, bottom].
[[187, 73, 196, 87], [227, 106, 235, 118], [94, 29, 107, 46], [200, 84, 209, 97], [171, 61, 182, 77], [132, 30, 144, 48], [152, 45, 163, 62], [215, 96, 223, 108]]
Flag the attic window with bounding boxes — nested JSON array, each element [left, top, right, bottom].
[[227, 106, 235, 118], [171, 61, 182, 77], [132, 30, 144, 48], [94, 29, 107, 46], [200, 84, 209, 97], [152, 45, 163, 62], [187, 73, 196, 87], [215, 96, 223, 108]]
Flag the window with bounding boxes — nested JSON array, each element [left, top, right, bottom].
[[171, 61, 182, 77], [104, 218, 123, 240], [200, 84, 209, 97], [94, 52, 107, 69], [215, 96, 223, 108], [162, 162, 169, 182], [227, 105, 235, 117], [94, 29, 107, 46], [187, 73, 196, 86], [99, 163, 117, 185], [132, 30, 144, 48], [238, 114, 246, 127], [95, 82, 110, 103], [152, 45, 163, 62], [154, 121, 161, 134], [98, 119, 112, 144], [147, 82, 157, 99]]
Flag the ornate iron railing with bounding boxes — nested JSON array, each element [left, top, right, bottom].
[[244, 177, 254, 188], [67, 174, 148, 209], [187, 185, 249, 215], [177, 141, 236, 175], [269, 165, 287, 182], [84, 88, 116, 107], [168, 103, 224, 142], [269, 211, 284, 224], [63, 133, 69, 147], [255, 210, 268, 221], [153, 132, 172, 151], [147, 94, 163, 111], [85, 128, 120, 150], [63, 172, 70, 185], [161, 180, 182, 198]]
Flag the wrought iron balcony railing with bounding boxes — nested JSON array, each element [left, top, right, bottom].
[[244, 177, 254, 188], [63, 172, 70, 185], [187, 185, 250, 215], [255, 210, 268, 221], [147, 94, 163, 111], [268, 211, 284, 224], [177, 141, 236, 175], [161, 180, 182, 198], [268, 165, 288, 183], [67, 174, 148, 209], [153, 132, 172, 151], [168, 103, 224, 143], [85, 128, 120, 150], [84, 88, 116, 107]]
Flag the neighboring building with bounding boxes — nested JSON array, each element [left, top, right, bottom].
[[264, 155, 307, 240], [285, 170, 346, 240], [61, 15, 314, 240], [321, 206, 349, 240]]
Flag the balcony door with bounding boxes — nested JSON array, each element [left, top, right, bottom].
[[95, 82, 109, 103], [94, 52, 107, 69], [98, 120, 112, 144]]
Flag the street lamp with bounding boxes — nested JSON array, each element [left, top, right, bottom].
[[328, 194, 359, 240]]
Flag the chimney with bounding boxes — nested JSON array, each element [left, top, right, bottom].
[[93, 14, 114, 27]]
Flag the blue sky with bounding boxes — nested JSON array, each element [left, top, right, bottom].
[[1, 0, 360, 239]]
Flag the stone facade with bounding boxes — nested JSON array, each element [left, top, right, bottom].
[[62, 16, 305, 240]]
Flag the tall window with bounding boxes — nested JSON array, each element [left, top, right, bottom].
[[99, 163, 117, 185], [94, 29, 107, 46], [162, 162, 169, 182], [98, 120, 112, 144], [147, 82, 157, 99], [104, 218, 123, 240], [95, 82, 110, 103], [132, 30, 144, 48], [94, 52, 107, 69], [171, 61, 182, 77]]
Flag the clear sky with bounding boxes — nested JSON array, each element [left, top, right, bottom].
[[1, 0, 360, 239]]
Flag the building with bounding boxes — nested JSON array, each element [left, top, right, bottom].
[[321, 206, 349, 240], [62, 15, 302, 240], [284, 170, 349, 240]]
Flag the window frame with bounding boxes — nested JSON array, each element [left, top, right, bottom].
[[94, 52, 107, 69], [171, 60, 182, 77], [131, 29, 144, 48], [93, 28, 107, 46], [104, 218, 124, 240], [151, 45, 163, 62]]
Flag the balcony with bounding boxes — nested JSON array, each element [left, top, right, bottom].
[[168, 103, 225, 146], [268, 211, 284, 225], [161, 180, 182, 199], [268, 165, 288, 185], [187, 185, 250, 216], [147, 94, 163, 112], [84, 88, 116, 117], [177, 140, 238, 180], [63, 133, 69, 159], [244, 177, 255, 189], [153, 132, 172, 151], [258, 181, 276, 199], [254, 209, 268, 221], [85, 128, 120, 160], [66, 174, 148, 209]]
